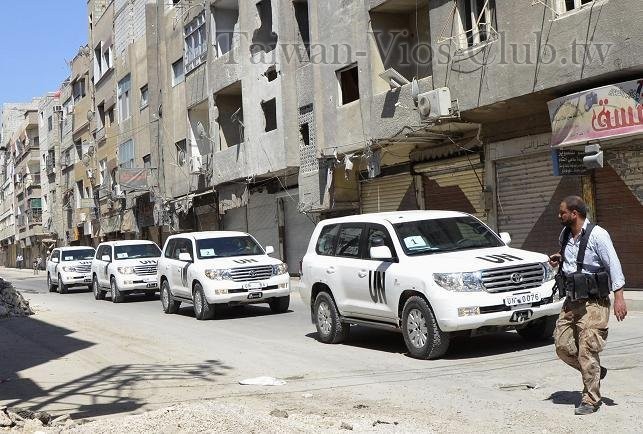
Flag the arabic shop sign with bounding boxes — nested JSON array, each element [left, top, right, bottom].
[[548, 78, 643, 147], [118, 168, 148, 191]]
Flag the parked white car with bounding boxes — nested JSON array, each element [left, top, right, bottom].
[[46, 246, 96, 294], [157, 231, 291, 320], [300, 211, 563, 359], [91, 240, 161, 303]]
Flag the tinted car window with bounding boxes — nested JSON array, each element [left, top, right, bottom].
[[164, 239, 176, 258], [316, 224, 340, 256], [172, 239, 193, 260], [61, 249, 95, 261], [51, 250, 60, 261], [335, 225, 363, 258], [114, 243, 161, 260], [196, 236, 263, 259], [366, 225, 395, 259]]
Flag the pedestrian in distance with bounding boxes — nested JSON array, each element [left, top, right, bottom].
[[16, 254, 23, 270], [549, 195, 627, 415], [33, 256, 40, 275]]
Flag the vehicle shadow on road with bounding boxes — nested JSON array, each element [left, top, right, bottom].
[[305, 326, 407, 354], [175, 304, 293, 320], [445, 332, 553, 359], [545, 391, 617, 407]]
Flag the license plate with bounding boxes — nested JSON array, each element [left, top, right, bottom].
[[247, 292, 263, 300], [146, 283, 157, 288], [504, 292, 540, 306], [242, 282, 265, 290]]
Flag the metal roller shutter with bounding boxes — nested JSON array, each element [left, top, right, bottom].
[[416, 155, 486, 221], [496, 153, 581, 255], [222, 206, 247, 233], [595, 149, 643, 287], [247, 192, 279, 256], [360, 173, 417, 214], [282, 190, 316, 273]]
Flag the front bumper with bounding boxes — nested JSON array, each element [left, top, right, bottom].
[[60, 272, 92, 286], [115, 274, 159, 292], [202, 274, 291, 304], [432, 281, 563, 332]]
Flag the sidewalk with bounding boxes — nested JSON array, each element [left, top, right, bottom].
[[1, 266, 642, 310]]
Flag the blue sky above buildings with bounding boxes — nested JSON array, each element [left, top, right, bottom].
[[0, 1, 87, 105]]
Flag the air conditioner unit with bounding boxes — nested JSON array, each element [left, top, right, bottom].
[[79, 212, 87, 223], [53, 105, 63, 113], [417, 87, 453, 121], [190, 155, 203, 174], [113, 184, 124, 198]]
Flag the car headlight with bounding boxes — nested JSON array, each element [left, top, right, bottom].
[[117, 266, 135, 274], [433, 272, 484, 292], [542, 262, 557, 282], [61, 266, 77, 272], [205, 269, 232, 280], [272, 263, 288, 276]]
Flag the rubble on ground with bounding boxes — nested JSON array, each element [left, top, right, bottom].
[[0, 279, 34, 318], [0, 406, 72, 432]]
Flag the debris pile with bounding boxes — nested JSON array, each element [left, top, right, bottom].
[[0, 406, 74, 431], [0, 278, 34, 318]]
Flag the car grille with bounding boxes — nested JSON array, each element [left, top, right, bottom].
[[75, 264, 91, 273], [134, 265, 157, 276], [229, 265, 274, 282], [481, 263, 544, 293]]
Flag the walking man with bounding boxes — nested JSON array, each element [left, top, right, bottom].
[[16, 254, 23, 270], [549, 196, 627, 415]]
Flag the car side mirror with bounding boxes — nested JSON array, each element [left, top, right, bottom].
[[265, 245, 275, 255], [101, 255, 111, 262], [52, 257, 59, 263], [178, 252, 193, 262], [499, 232, 512, 245], [370, 246, 393, 260]]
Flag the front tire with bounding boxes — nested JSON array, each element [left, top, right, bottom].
[[517, 315, 557, 341], [313, 292, 349, 344], [110, 277, 124, 303], [47, 273, 55, 292], [93, 276, 105, 300], [269, 295, 290, 314], [57, 274, 68, 294], [161, 280, 180, 314], [193, 284, 215, 320], [402, 296, 450, 360]]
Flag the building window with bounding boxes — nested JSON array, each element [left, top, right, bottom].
[[119, 139, 134, 169], [557, 0, 594, 13], [72, 78, 86, 102], [337, 64, 360, 106], [184, 11, 207, 72], [140, 84, 149, 109], [210, 1, 240, 57], [47, 116, 53, 131], [99, 159, 107, 186], [117, 74, 131, 122], [172, 59, 184, 86], [143, 154, 151, 169], [261, 98, 277, 132], [456, 0, 495, 48], [175, 139, 187, 166]]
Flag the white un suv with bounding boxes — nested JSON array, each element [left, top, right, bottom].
[[157, 231, 291, 320], [300, 211, 563, 359], [46, 246, 96, 294], [91, 240, 162, 303]]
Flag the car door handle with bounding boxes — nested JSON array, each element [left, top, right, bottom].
[[358, 270, 368, 278], [326, 266, 335, 274]]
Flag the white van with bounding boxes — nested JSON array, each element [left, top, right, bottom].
[[46, 246, 96, 293]]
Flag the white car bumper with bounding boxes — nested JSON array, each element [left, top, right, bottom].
[[202, 274, 291, 304], [115, 274, 159, 292], [431, 281, 563, 332], [60, 272, 92, 286]]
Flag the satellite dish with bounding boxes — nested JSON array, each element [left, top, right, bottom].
[[87, 109, 94, 121], [411, 78, 420, 107]]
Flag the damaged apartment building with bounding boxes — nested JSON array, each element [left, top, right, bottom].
[[2, 0, 640, 282]]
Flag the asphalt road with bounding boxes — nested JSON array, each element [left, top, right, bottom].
[[1, 269, 642, 432]]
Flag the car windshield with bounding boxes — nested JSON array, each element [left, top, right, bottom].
[[61, 249, 95, 261], [393, 217, 503, 256], [114, 244, 161, 260], [196, 236, 264, 259]]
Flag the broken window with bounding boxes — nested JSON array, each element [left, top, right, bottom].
[[337, 64, 360, 105], [250, 0, 278, 55], [172, 58, 184, 86], [264, 65, 278, 82], [214, 81, 244, 149], [369, 1, 431, 94], [456, 0, 496, 48], [211, 0, 240, 57], [558, 0, 594, 13], [261, 98, 277, 132], [184, 11, 207, 72], [293, 0, 310, 60], [175, 139, 187, 166]]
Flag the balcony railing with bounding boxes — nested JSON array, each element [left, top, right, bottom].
[[46, 155, 56, 174], [25, 174, 41, 188], [26, 208, 42, 224]]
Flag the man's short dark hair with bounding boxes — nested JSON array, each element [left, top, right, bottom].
[[562, 195, 587, 218]]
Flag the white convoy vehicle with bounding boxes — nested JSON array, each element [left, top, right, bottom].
[[300, 211, 563, 359], [157, 231, 291, 320], [91, 240, 161, 303], [46, 246, 96, 294]]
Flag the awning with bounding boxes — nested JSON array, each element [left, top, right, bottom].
[[218, 184, 248, 214], [548, 78, 643, 148]]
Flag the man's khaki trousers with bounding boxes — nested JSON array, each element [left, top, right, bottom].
[[554, 297, 610, 406]]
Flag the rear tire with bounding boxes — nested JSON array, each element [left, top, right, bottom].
[[402, 296, 450, 360], [269, 295, 290, 314], [47, 273, 55, 292], [93, 276, 105, 300], [517, 315, 557, 341], [161, 280, 180, 314], [57, 274, 68, 294], [313, 292, 349, 344], [110, 277, 124, 303], [193, 284, 215, 320]]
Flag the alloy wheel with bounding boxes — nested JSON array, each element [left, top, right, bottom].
[[406, 308, 428, 349], [317, 301, 332, 335]]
